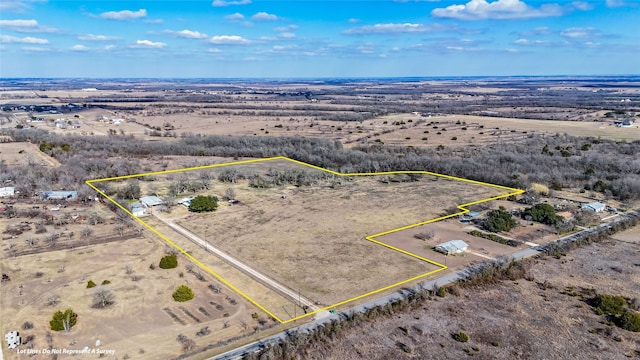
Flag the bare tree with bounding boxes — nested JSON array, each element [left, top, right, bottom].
[[25, 237, 38, 247], [93, 288, 115, 308], [44, 233, 58, 247], [125, 265, 134, 275], [114, 225, 125, 238], [224, 188, 236, 201], [46, 294, 60, 306], [81, 227, 93, 239], [176, 334, 195, 352]]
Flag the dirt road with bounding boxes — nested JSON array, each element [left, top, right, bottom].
[[152, 212, 320, 315]]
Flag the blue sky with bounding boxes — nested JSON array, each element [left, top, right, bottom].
[[0, 0, 638, 77]]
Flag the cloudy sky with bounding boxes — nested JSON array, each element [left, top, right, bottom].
[[0, 0, 638, 78]]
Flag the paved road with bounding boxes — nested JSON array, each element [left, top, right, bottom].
[[209, 211, 639, 360], [152, 212, 319, 313]]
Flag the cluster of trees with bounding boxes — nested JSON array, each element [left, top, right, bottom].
[[3, 128, 640, 204], [484, 208, 517, 233]]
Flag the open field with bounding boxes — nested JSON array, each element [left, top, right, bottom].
[[0, 234, 260, 360], [92, 157, 519, 323], [0, 142, 61, 167], [295, 226, 640, 359]]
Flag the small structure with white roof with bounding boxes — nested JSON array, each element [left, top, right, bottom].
[[581, 202, 606, 213], [140, 195, 164, 208], [434, 240, 469, 255]]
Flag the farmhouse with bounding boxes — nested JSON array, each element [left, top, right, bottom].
[[581, 202, 606, 212], [140, 195, 164, 208], [0, 186, 15, 198], [131, 203, 145, 217], [41, 190, 78, 201], [434, 240, 469, 255]]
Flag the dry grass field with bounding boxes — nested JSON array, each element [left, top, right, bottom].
[[0, 142, 61, 167], [104, 158, 515, 322], [0, 197, 265, 359], [298, 226, 640, 360]]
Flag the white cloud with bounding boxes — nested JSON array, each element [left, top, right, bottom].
[[144, 19, 164, 24], [207, 48, 222, 53], [560, 27, 598, 38], [0, 0, 45, 13], [166, 29, 209, 39], [343, 23, 428, 35], [21, 46, 51, 52], [212, 0, 251, 7], [431, 0, 563, 20], [251, 12, 278, 21], [0, 34, 48, 44], [278, 32, 296, 39], [78, 34, 119, 41], [104, 45, 116, 50], [131, 39, 166, 48], [0, 19, 38, 28], [0, 19, 57, 33], [571, 1, 593, 11], [274, 25, 298, 32], [71, 44, 88, 51], [99, 9, 147, 20], [225, 12, 245, 20], [605, 0, 634, 7], [209, 35, 251, 44], [348, 18, 360, 24]]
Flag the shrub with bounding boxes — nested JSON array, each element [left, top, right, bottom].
[[87, 280, 96, 288], [49, 309, 77, 331], [618, 311, 640, 332], [452, 332, 469, 343], [173, 285, 194, 302], [436, 286, 446, 298], [188, 195, 218, 213], [159, 254, 178, 269], [591, 294, 627, 315], [101, 280, 111, 285]]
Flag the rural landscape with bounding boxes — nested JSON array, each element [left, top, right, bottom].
[[1, 76, 639, 359], [1, 0, 640, 358]]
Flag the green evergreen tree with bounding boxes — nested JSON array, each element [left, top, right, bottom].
[[159, 254, 178, 269], [188, 195, 219, 213], [172, 285, 194, 302]]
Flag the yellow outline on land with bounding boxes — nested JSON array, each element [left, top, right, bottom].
[[86, 156, 524, 324]]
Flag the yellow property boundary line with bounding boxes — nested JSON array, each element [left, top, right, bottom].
[[86, 156, 524, 324]]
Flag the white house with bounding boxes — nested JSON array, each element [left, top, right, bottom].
[[0, 187, 15, 197], [131, 203, 145, 217], [434, 240, 469, 255]]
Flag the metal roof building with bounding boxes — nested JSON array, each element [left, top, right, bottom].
[[140, 195, 164, 207], [434, 240, 469, 255], [41, 190, 78, 200], [581, 202, 606, 212]]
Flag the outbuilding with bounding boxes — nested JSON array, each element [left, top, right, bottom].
[[41, 190, 77, 201], [581, 202, 606, 213], [140, 195, 164, 208], [434, 240, 469, 255], [0, 187, 15, 198]]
